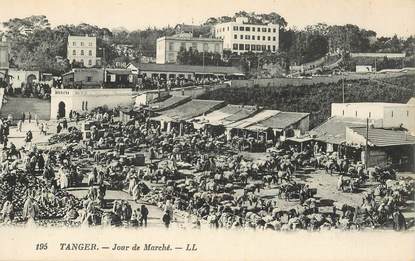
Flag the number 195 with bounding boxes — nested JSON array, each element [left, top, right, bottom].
[[35, 243, 48, 250]]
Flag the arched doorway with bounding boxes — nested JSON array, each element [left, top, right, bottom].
[[25, 74, 37, 96], [58, 101, 66, 119]]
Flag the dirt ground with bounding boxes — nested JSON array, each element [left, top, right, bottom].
[[5, 120, 415, 227]]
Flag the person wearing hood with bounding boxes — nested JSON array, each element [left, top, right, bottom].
[[162, 210, 171, 228], [164, 199, 174, 221]]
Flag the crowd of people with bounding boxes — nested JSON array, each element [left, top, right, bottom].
[[0, 106, 413, 231], [137, 75, 223, 91]]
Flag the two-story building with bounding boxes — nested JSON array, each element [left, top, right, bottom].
[[156, 35, 223, 64], [213, 17, 279, 55], [67, 35, 100, 67]]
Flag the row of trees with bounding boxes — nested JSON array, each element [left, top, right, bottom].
[[1, 13, 414, 74], [199, 74, 415, 128], [176, 48, 224, 66]]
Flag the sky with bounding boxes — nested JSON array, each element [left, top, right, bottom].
[[0, 0, 414, 37]]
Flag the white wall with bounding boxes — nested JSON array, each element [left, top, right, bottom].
[[8, 70, 40, 89], [356, 65, 373, 73], [156, 38, 166, 64], [332, 103, 385, 120], [50, 88, 133, 119], [383, 106, 415, 134], [332, 103, 415, 134]]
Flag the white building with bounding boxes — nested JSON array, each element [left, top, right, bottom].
[[50, 88, 133, 119], [67, 35, 99, 67], [331, 101, 415, 135], [156, 35, 223, 64], [8, 69, 39, 89], [213, 17, 279, 55], [356, 65, 373, 73]]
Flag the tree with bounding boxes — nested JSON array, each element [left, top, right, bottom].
[[3, 15, 50, 36]]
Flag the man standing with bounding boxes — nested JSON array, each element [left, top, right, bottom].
[[56, 123, 62, 134], [162, 210, 171, 228], [140, 205, 149, 227], [18, 120, 22, 132], [28, 112, 32, 124], [21, 112, 26, 123], [34, 114, 39, 126], [25, 130, 33, 149], [393, 210, 407, 231]]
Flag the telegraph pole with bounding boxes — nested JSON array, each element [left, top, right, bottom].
[[342, 77, 345, 103], [365, 118, 369, 170]]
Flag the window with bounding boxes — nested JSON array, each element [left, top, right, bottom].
[[262, 28, 267, 32], [80, 50, 84, 55], [81, 42, 84, 46], [342, 110, 344, 116], [168, 53, 174, 61], [262, 36, 266, 41], [169, 42, 174, 51], [245, 44, 250, 51], [234, 34, 237, 39], [227, 26, 229, 31], [355, 111, 358, 117], [262, 45, 266, 51], [268, 28, 271, 32], [369, 112, 371, 118], [251, 44, 256, 50], [252, 27, 255, 32], [268, 36, 271, 41], [88, 60, 92, 66], [82, 102, 84, 111], [180, 42, 186, 50], [240, 35, 243, 39], [252, 35, 255, 40], [203, 43, 208, 52], [233, 44, 238, 50], [72, 50, 76, 55], [273, 37, 276, 41], [214, 43, 220, 53], [239, 26, 244, 31], [245, 35, 250, 40], [272, 45, 276, 51], [88, 50, 92, 56], [86, 76, 92, 82], [245, 27, 250, 31], [239, 44, 244, 50], [257, 27, 260, 31], [267, 45, 270, 50], [233, 26, 238, 31], [391, 111, 394, 117], [72, 42, 76, 46], [273, 28, 276, 33], [80, 59, 84, 65], [192, 42, 197, 50], [256, 45, 261, 50], [89, 42, 92, 47], [85, 101, 88, 110]]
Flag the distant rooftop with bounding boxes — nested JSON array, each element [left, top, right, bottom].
[[130, 63, 242, 75], [333, 102, 415, 107]]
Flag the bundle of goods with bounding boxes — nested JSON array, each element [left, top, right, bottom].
[[48, 129, 83, 145], [0, 172, 81, 223]]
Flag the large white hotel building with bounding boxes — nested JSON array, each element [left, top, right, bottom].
[[214, 17, 279, 55]]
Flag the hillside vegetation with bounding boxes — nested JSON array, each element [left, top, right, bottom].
[[199, 74, 415, 128]]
